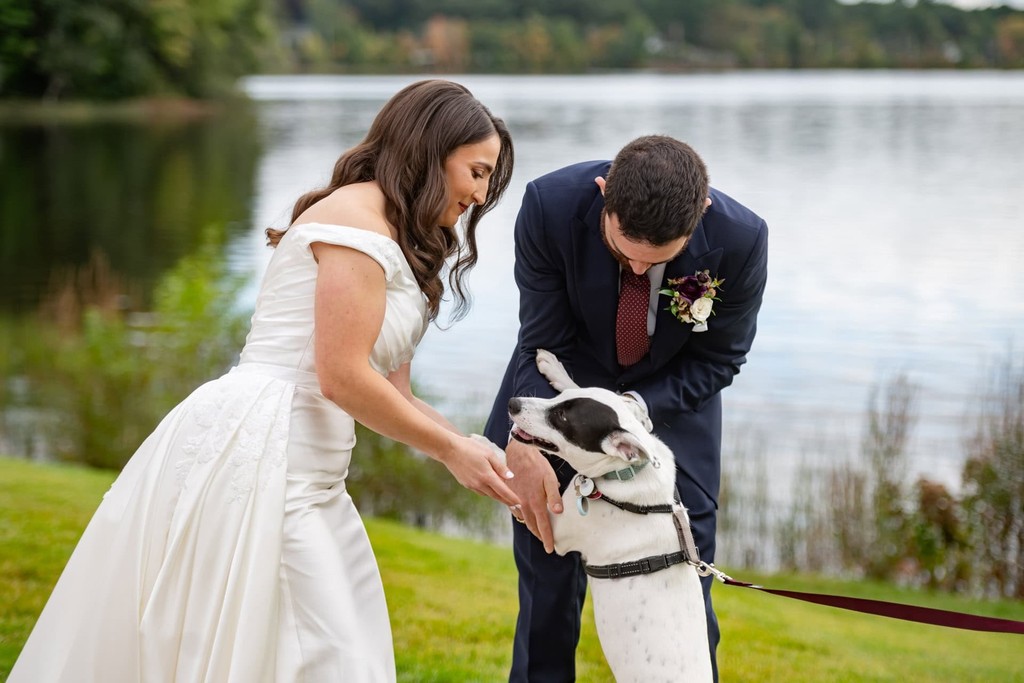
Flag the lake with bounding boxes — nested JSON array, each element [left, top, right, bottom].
[[3, 71, 1024, 498]]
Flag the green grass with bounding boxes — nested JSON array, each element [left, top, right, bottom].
[[2, 456, 1022, 682]]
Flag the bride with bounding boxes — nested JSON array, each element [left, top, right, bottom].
[[10, 79, 518, 682]]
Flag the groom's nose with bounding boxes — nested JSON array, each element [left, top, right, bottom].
[[628, 259, 652, 275], [508, 397, 522, 415]]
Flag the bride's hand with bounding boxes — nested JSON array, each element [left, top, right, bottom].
[[439, 435, 520, 507]]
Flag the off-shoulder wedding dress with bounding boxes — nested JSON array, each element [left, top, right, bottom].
[[10, 224, 428, 682]]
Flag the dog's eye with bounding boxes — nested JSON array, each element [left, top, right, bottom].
[[551, 409, 568, 423]]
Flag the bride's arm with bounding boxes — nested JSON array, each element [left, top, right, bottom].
[[386, 363, 459, 433], [311, 241, 518, 505]]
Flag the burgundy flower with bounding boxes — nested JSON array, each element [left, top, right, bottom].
[[675, 276, 705, 301], [659, 270, 725, 332]]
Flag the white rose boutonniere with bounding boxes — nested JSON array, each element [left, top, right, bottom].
[[658, 270, 724, 333]]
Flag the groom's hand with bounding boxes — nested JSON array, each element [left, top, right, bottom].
[[620, 392, 654, 432], [504, 438, 563, 553]]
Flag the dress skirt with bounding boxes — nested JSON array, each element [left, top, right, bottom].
[[9, 364, 396, 682]]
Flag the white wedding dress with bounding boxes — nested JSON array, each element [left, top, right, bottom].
[[10, 223, 428, 682]]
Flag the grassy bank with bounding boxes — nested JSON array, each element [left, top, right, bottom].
[[1, 457, 1021, 682]]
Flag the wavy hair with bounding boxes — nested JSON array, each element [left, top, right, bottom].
[[604, 135, 708, 246], [267, 79, 514, 322]]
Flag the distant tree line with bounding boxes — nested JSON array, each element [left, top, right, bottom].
[[2, 0, 1024, 100], [282, 0, 1024, 73]]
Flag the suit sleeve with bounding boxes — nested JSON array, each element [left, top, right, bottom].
[[509, 181, 578, 400], [632, 219, 768, 422]]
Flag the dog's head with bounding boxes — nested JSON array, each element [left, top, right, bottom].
[[508, 388, 656, 477]]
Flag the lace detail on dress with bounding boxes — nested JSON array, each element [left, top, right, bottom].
[[173, 375, 290, 503]]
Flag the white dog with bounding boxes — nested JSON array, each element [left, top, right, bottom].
[[505, 349, 713, 683]]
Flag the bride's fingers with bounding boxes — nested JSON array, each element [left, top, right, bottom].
[[485, 477, 520, 507], [486, 451, 515, 481]]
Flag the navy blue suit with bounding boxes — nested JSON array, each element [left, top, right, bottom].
[[484, 160, 768, 682]]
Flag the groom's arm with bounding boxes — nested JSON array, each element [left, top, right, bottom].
[[631, 220, 768, 422], [509, 181, 578, 400]]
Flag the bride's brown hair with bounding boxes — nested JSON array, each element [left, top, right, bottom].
[[266, 79, 514, 323]]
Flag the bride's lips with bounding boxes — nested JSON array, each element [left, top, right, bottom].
[[458, 203, 469, 214]]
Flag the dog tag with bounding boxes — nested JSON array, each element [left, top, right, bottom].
[[577, 476, 595, 497], [576, 495, 589, 516], [574, 475, 595, 516]]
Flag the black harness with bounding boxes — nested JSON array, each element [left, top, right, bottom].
[[571, 473, 703, 580]]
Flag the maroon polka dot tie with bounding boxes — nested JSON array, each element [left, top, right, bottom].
[[616, 269, 651, 366]]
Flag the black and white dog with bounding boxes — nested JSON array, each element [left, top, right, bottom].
[[507, 349, 712, 682]]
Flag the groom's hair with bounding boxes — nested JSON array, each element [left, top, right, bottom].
[[603, 135, 709, 246]]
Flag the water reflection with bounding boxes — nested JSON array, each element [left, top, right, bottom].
[[0, 104, 262, 311]]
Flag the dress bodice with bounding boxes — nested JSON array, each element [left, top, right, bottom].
[[239, 223, 428, 378]]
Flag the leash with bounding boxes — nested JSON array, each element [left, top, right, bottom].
[[572, 473, 1024, 636], [699, 563, 1024, 635]]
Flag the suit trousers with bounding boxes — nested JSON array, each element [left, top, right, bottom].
[[508, 455, 720, 682]]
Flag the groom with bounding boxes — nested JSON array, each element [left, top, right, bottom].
[[484, 135, 768, 682]]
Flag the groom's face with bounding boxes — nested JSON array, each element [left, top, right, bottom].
[[601, 211, 689, 276]]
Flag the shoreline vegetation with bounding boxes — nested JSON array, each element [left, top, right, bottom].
[[1, 1, 1023, 104], [2, 231, 1022, 601], [1, 456, 1022, 682], [0, 97, 241, 124]]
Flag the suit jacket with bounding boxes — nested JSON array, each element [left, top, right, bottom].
[[484, 160, 768, 508]]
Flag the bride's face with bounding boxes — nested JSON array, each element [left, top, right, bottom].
[[441, 134, 502, 227]]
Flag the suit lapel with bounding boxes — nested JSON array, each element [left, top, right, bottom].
[[620, 217, 724, 382], [571, 196, 727, 381]]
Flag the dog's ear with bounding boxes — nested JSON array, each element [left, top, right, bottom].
[[604, 430, 649, 462]]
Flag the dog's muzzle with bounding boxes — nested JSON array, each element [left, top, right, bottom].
[[507, 398, 559, 452]]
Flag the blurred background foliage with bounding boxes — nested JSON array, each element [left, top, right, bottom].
[[2, 0, 1024, 100], [0, 0, 278, 99], [0, 234, 500, 532]]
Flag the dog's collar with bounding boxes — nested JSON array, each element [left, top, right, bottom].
[[572, 468, 663, 517], [600, 462, 647, 481]]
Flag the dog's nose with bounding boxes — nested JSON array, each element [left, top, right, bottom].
[[508, 397, 522, 415]]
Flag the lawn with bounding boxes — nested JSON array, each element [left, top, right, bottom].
[[2, 457, 1022, 682]]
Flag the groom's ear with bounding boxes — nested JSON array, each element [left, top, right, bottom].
[[594, 176, 607, 195]]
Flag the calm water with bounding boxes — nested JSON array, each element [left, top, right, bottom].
[[4, 71, 1024, 495], [240, 71, 1024, 493], [0, 107, 262, 311]]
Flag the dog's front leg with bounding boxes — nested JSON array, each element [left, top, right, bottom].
[[469, 434, 507, 467], [535, 349, 579, 392]]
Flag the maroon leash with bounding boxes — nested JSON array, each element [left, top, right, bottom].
[[574, 474, 1024, 636], [708, 569, 1024, 635]]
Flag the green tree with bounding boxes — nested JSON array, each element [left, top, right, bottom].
[[996, 14, 1024, 67], [8, 228, 249, 469], [0, 0, 276, 100]]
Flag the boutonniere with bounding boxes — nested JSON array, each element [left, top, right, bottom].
[[658, 270, 724, 333]]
